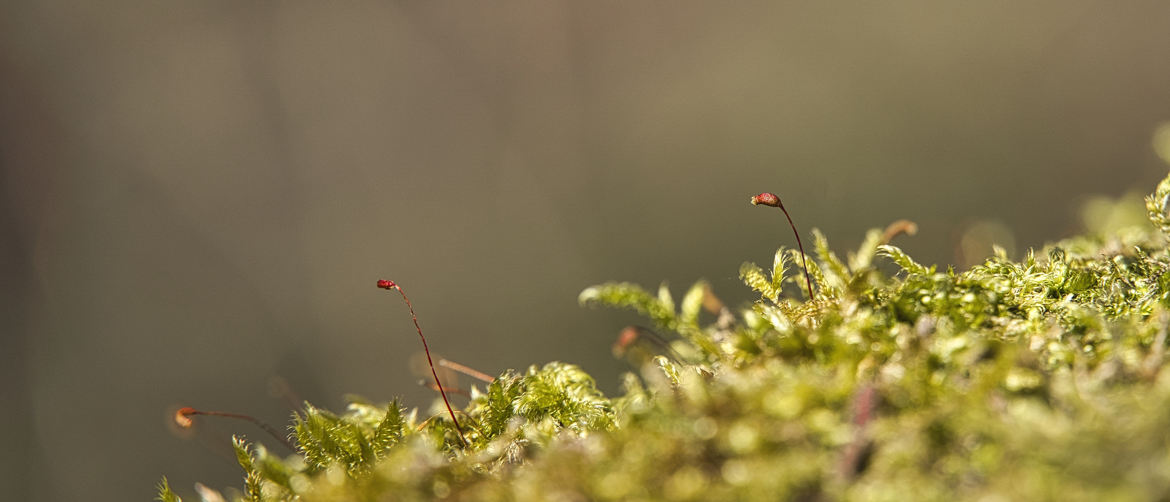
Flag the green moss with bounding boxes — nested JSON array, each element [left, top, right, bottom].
[[162, 172, 1170, 501]]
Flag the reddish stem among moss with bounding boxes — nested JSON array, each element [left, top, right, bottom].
[[439, 358, 496, 384], [376, 279, 468, 447], [174, 406, 295, 450], [750, 192, 816, 301]]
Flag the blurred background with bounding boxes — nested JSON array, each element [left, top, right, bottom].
[[2, 2, 1170, 500]]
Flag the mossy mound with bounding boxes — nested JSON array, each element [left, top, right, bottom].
[[161, 173, 1170, 501]]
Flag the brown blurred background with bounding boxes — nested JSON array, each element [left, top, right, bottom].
[[2, 2, 1169, 500]]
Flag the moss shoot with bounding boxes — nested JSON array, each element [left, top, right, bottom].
[[161, 172, 1170, 501]]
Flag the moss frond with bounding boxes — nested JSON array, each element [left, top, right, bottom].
[[581, 280, 720, 356], [513, 362, 614, 434], [1147, 170, 1170, 236], [579, 282, 678, 330], [679, 280, 707, 329], [369, 399, 407, 454], [813, 228, 850, 293], [155, 477, 181, 502], [739, 260, 779, 302], [231, 436, 264, 502], [292, 402, 388, 476], [849, 228, 885, 272], [878, 243, 931, 276]]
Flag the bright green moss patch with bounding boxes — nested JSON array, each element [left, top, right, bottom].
[[162, 172, 1170, 501]]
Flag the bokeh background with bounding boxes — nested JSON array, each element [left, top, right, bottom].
[[3, 2, 1170, 500]]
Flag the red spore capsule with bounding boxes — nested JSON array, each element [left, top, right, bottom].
[[174, 407, 196, 428], [750, 192, 782, 208]]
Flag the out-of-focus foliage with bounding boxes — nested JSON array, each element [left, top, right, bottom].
[[162, 172, 1170, 501]]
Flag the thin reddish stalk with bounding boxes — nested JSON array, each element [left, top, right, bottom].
[[439, 358, 496, 383], [751, 192, 816, 301], [377, 279, 468, 447], [613, 325, 687, 362], [175, 407, 295, 450], [422, 381, 472, 397]]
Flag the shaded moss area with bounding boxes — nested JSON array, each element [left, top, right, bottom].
[[162, 173, 1170, 501]]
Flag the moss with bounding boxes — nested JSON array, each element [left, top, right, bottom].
[[162, 172, 1170, 501]]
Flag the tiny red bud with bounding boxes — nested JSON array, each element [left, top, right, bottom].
[[750, 192, 782, 207], [376, 279, 397, 290]]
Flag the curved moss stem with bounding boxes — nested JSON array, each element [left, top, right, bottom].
[[751, 192, 816, 301], [377, 279, 468, 447]]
